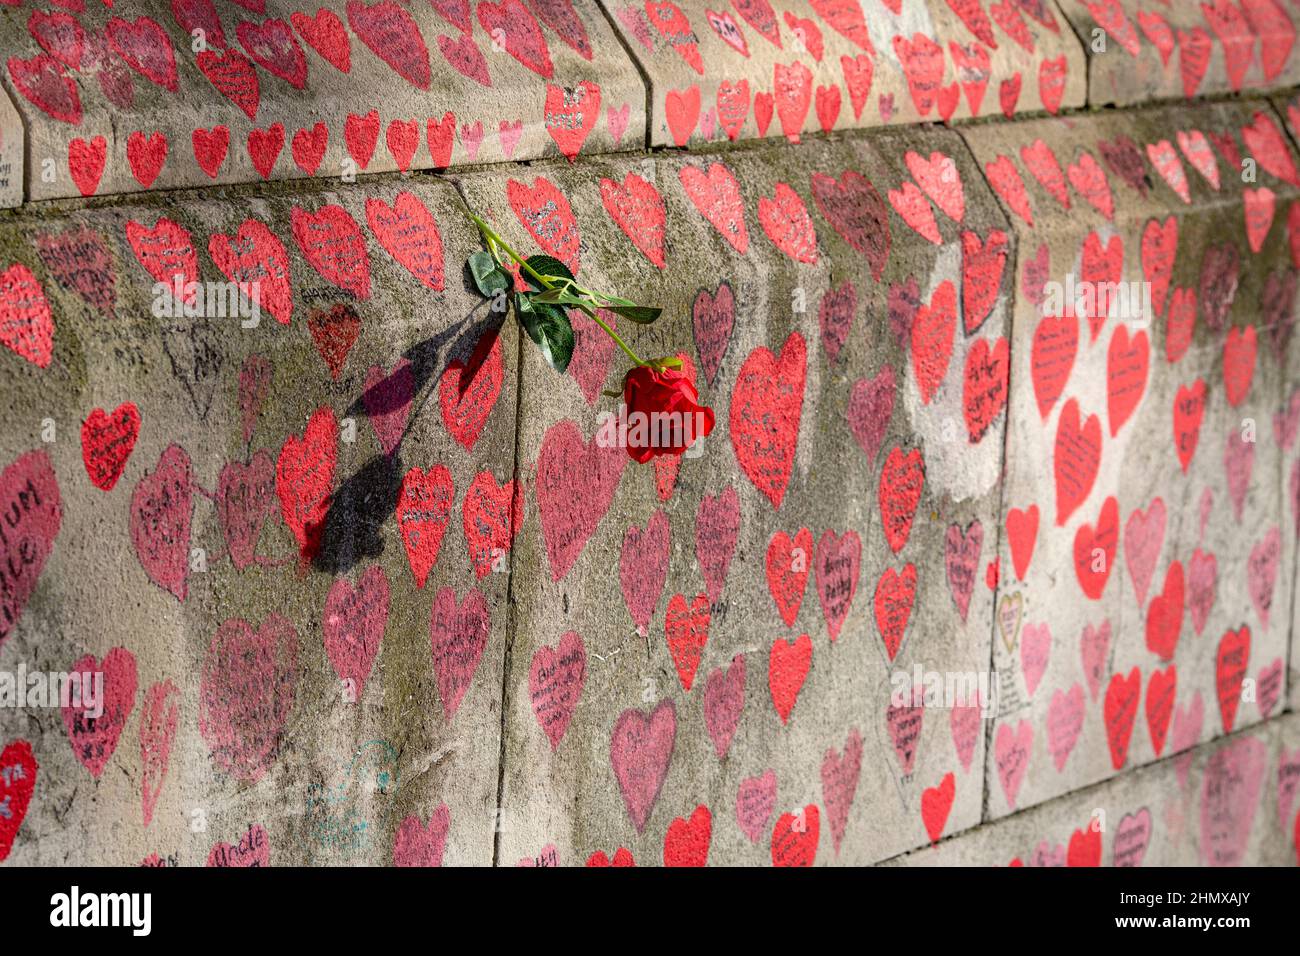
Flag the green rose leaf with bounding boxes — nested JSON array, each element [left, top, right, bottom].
[[467, 251, 511, 297], [604, 304, 662, 324], [516, 294, 575, 373], [523, 254, 575, 291]]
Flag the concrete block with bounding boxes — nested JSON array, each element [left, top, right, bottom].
[[0, 83, 22, 208], [1056, 0, 1300, 107], [890, 713, 1300, 866], [1272, 90, 1300, 714], [455, 120, 1012, 865], [0, 176, 517, 865], [959, 99, 1299, 819], [0, 0, 645, 202], [607, 0, 1086, 148]]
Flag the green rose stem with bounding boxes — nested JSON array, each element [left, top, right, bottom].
[[469, 213, 656, 370]]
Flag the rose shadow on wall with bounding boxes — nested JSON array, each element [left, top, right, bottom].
[[308, 303, 505, 575]]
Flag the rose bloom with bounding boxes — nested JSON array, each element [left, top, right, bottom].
[[622, 365, 715, 462]]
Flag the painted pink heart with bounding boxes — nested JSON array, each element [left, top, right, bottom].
[[1123, 498, 1166, 607], [429, 587, 490, 721], [735, 769, 777, 843], [393, 805, 450, 866], [995, 719, 1032, 809], [847, 365, 895, 464], [529, 630, 586, 750], [536, 420, 626, 580], [610, 700, 676, 833], [620, 510, 670, 635], [139, 679, 179, 827], [1046, 683, 1085, 772], [323, 565, 389, 700], [696, 487, 739, 604], [129, 444, 192, 601], [1020, 622, 1050, 697], [703, 654, 745, 759], [199, 615, 298, 783], [944, 520, 982, 623], [821, 727, 862, 855]]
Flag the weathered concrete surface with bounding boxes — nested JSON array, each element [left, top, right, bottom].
[[0, 176, 516, 865], [889, 712, 1300, 866], [0, 0, 645, 202], [1057, 0, 1300, 107], [611, 0, 1085, 149], [0, 83, 22, 208], [1270, 89, 1300, 715], [962, 99, 1298, 819], [457, 121, 1012, 865]]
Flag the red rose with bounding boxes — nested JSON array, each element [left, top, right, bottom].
[[622, 365, 715, 463]]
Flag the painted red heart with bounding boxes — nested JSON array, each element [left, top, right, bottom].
[[1215, 626, 1250, 733], [766, 527, 811, 627], [63, 646, 138, 778], [81, 402, 140, 491], [0, 740, 37, 861], [276, 407, 337, 563], [323, 565, 389, 699], [768, 633, 812, 723], [126, 130, 168, 187], [1006, 504, 1038, 581], [911, 281, 956, 403], [290, 204, 371, 299], [291, 8, 351, 72], [1073, 495, 1118, 600], [664, 592, 710, 691], [758, 182, 818, 263], [729, 332, 806, 509], [197, 48, 260, 120], [0, 264, 56, 369], [1173, 379, 1207, 473], [208, 219, 293, 325], [507, 176, 580, 273], [1031, 310, 1077, 420], [664, 805, 712, 866], [880, 446, 925, 553], [107, 15, 178, 91], [479, 0, 553, 77], [678, 162, 749, 254], [964, 336, 1009, 443], [771, 804, 819, 866], [874, 564, 917, 661], [192, 125, 230, 178], [1106, 325, 1148, 436], [290, 120, 329, 175], [1103, 666, 1140, 770], [216, 451, 276, 571], [347, 0, 431, 88], [7, 53, 81, 124]]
